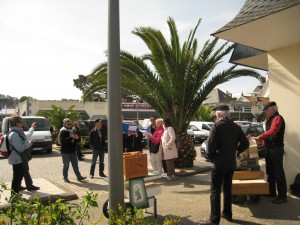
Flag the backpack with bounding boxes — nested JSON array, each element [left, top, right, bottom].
[[0, 131, 23, 157], [0, 132, 12, 157], [290, 173, 300, 198]]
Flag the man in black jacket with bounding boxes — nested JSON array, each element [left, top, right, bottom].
[[60, 118, 86, 183], [89, 118, 107, 178], [199, 104, 249, 225]]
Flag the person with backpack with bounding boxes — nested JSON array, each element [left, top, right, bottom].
[[7, 115, 33, 195], [251, 101, 288, 204]]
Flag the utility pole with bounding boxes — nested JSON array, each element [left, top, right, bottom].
[[107, 0, 124, 214]]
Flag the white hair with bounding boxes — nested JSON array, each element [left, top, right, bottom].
[[216, 110, 230, 117]]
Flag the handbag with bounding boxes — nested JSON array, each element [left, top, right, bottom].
[[150, 143, 160, 154], [20, 148, 33, 162]]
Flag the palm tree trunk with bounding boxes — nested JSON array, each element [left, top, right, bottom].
[[175, 133, 196, 168]]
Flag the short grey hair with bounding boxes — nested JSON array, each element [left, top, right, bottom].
[[216, 110, 230, 118], [63, 118, 71, 125]]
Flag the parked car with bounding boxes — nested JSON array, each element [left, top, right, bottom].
[[240, 123, 266, 157], [187, 124, 209, 143], [200, 123, 266, 160]]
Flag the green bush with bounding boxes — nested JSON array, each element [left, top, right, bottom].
[[0, 182, 181, 225]]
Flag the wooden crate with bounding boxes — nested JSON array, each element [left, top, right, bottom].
[[233, 170, 264, 180], [232, 179, 269, 195], [123, 152, 148, 180]]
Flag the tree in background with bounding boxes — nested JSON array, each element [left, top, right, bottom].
[[193, 105, 216, 122], [36, 105, 82, 144], [75, 17, 263, 167], [19, 96, 35, 102]]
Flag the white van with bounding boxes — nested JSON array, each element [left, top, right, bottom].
[[1, 116, 53, 153], [188, 121, 214, 143]]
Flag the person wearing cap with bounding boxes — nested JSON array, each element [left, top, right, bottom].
[[7, 114, 34, 195], [199, 104, 249, 225], [251, 101, 287, 204], [60, 118, 87, 183], [89, 118, 107, 178]]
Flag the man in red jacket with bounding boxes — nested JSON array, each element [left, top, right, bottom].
[[251, 101, 287, 204]]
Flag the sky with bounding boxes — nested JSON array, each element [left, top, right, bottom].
[[0, 0, 264, 100]]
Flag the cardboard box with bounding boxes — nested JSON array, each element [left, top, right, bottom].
[[232, 179, 269, 195], [233, 170, 264, 180], [123, 152, 148, 180]]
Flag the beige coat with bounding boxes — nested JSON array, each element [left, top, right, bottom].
[[161, 127, 178, 160]]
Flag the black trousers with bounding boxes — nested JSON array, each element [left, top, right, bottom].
[[22, 162, 33, 188], [265, 146, 287, 198], [210, 168, 234, 224], [12, 163, 24, 194]]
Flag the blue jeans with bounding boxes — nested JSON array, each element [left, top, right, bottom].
[[265, 146, 287, 198], [210, 168, 234, 224], [61, 152, 82, 180], [90, 150, 105, 176]]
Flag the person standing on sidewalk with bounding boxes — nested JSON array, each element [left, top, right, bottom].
[[73, 121, 85, 161], [251, 101, 288, 204], [89, 118, 107, 178], [199, 104, 249, 225], [145, 118, 164, 175], [147, 116, 167, 173], [60, 118, 86, 183], [161, 118, 178, 181], [19, 121, 40, 191], [7, 115, 33, 195]]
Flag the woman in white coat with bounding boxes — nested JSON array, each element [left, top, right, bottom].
[[161, 118, 178, 181]]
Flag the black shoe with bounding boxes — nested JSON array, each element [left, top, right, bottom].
[[19, 186, 27, 191], [221, 212, 233, 222], [78, 157, 84, 161], [27, 185, 40, 191], [100, 173, 107, 177], [64, 178, 71, 183], [272, 197, 288, 204], [77, 176, 87, 181]]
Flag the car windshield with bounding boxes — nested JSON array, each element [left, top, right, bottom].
[[22, 118, 49, 131], [240, 124, 250, 134]]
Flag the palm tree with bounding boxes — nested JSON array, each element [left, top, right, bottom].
[[193, 105, 216, 122], [80, 17, 263, 167], [36, 105, 82, 144]]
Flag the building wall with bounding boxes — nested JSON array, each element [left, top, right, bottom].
[[18, 100, 156, 121], [268, 43, 300, 185], [19, 100, 108, 118]]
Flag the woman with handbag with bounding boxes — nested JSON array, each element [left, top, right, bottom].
[[161, 118, 178, 181], [7, 115, 39, 195], [145, 118, 164, 175]]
